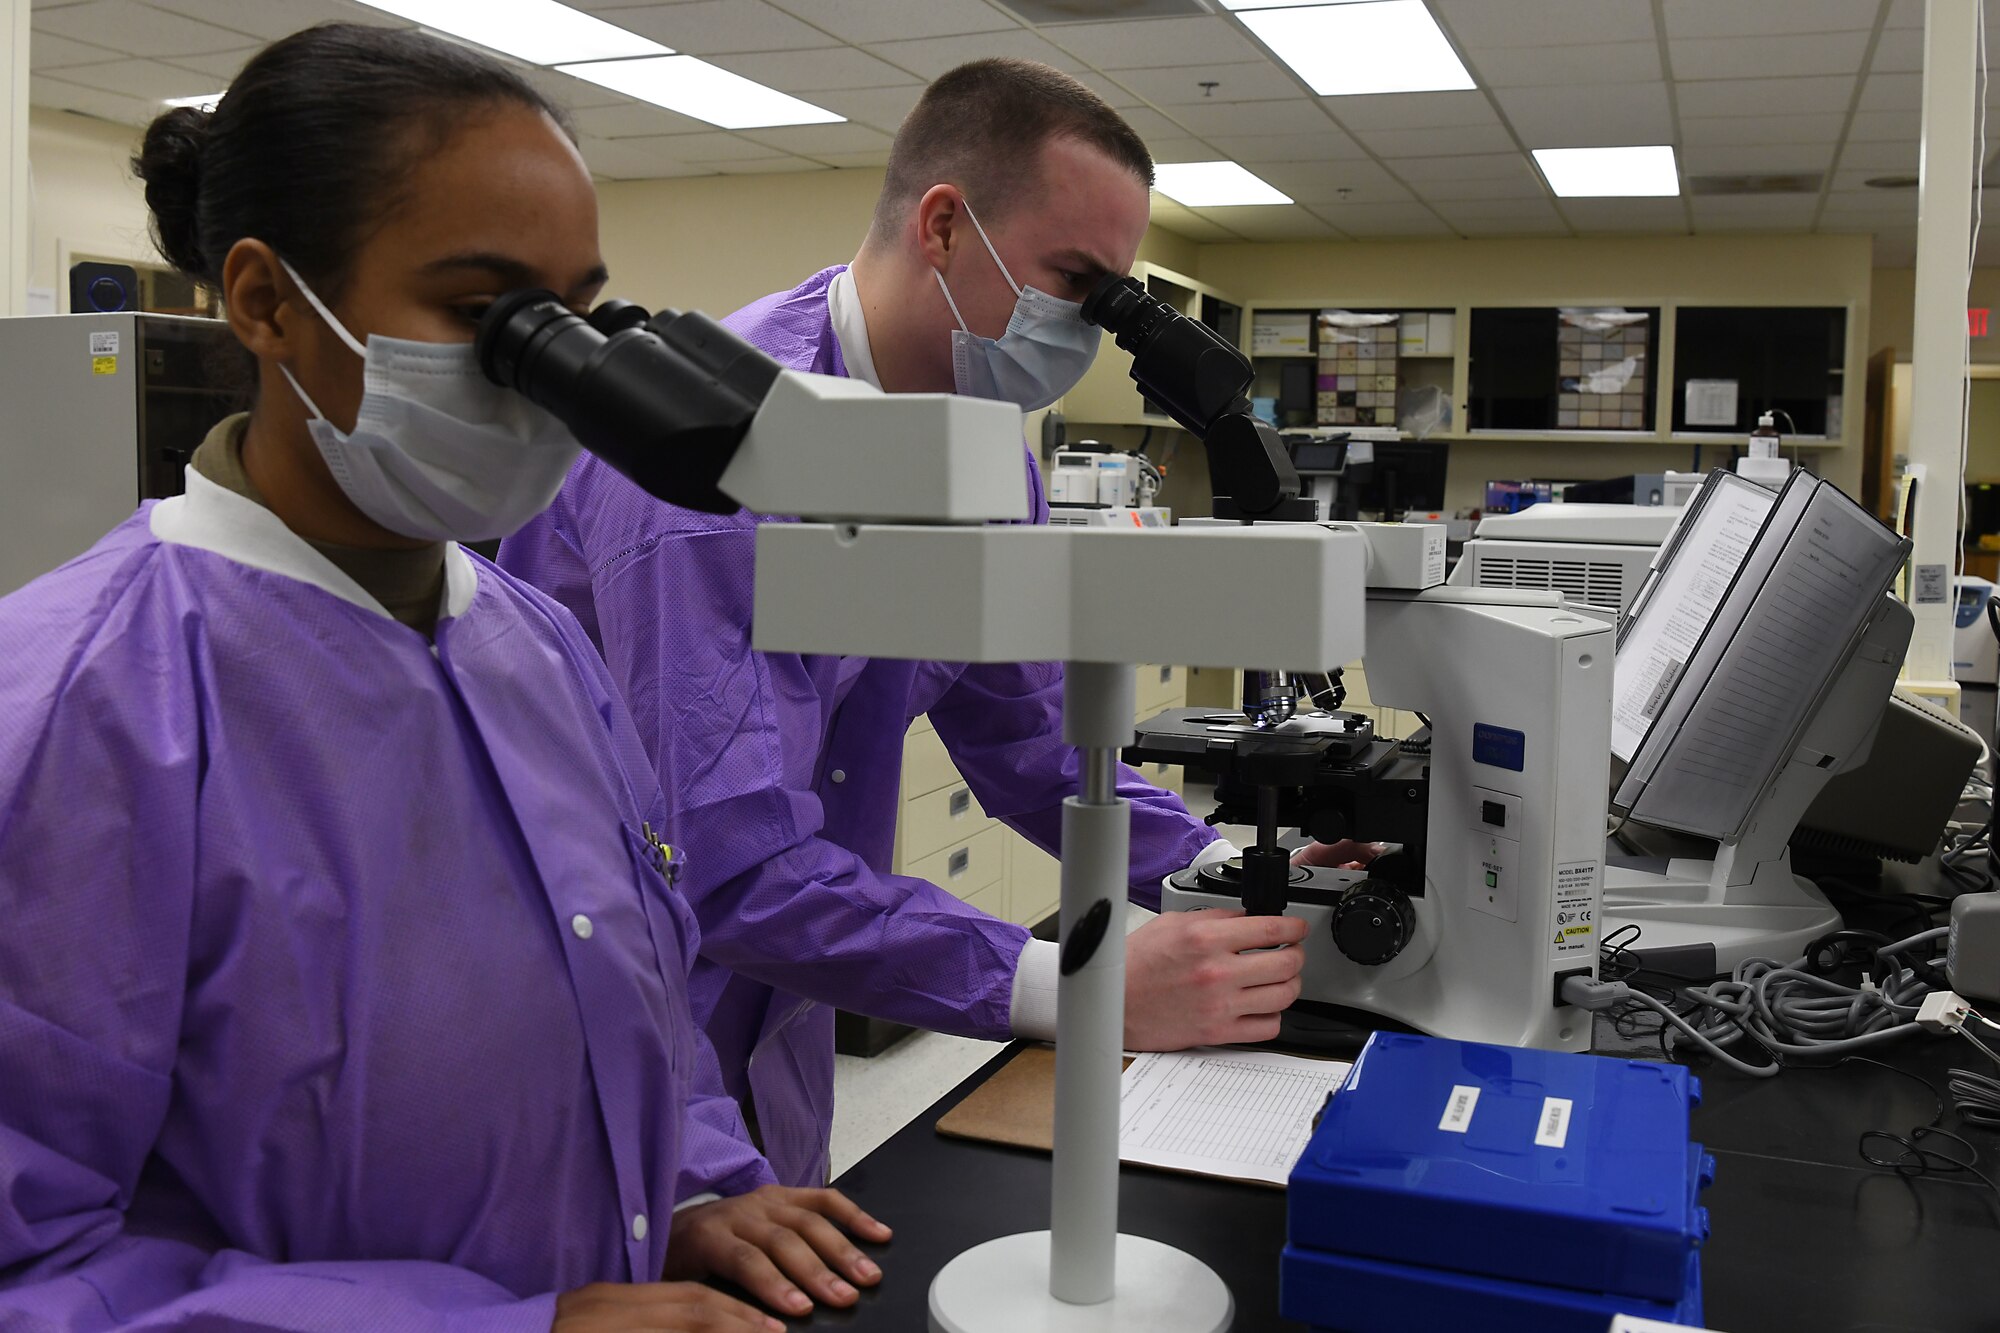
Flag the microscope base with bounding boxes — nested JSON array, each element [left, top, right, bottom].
[[1604, 865, 1842, 975], [929, 1231, 1233, 1333]]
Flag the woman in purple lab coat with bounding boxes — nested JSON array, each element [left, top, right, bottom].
[[0, 24, 887, 1333]]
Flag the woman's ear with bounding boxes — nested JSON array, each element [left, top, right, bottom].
[[220, 238, 295, 364]]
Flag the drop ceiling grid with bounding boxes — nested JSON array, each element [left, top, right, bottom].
[[14, 0, 1960, 253]]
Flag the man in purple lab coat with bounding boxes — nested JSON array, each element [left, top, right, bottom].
[[501, 59, 1311, 1189]]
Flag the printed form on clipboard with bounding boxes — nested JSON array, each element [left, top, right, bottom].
[[1611, 469, 1911, 841]]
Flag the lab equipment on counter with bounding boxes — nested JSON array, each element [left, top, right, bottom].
[[481, 278, 1362, 1333], [1953, 575, 1997, 685], [1451, 501, 1685, 613], [1282, 1032, 1711, 1333], [1048, 447, 1159, 509], [0, 312, 241, 596]]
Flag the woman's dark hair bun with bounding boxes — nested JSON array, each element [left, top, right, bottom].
[[133, 104, 214, 283]]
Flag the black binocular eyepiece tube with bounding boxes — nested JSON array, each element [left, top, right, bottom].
[[1081, 274, 1299, 517], [476, 290, 785, 515]]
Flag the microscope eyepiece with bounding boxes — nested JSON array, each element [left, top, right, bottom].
[[475, 290, 786, 515]]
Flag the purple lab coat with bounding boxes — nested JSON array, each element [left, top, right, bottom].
[[0, 477, 773, 1330], [500, 266, 1219, 1188]]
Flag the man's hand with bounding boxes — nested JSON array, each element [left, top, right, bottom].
[[1124, 907, 1307, 1049], [553, 1281, 785, 1332], [1291, 839, 1385, 870], [664, 1186, 892, 1320]]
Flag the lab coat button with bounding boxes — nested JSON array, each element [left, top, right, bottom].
[[571, 914, 594, 940], [632, 1213, 649, 1241], [830, 769, 847, 783]]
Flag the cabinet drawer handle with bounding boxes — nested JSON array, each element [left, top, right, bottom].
[[949, 789, 971, 818], [948, 848, 971, 878]]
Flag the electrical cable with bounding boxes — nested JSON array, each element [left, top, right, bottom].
[[1951, 1066, 2000, 1127], [1845, 1055, 2000, 1221]]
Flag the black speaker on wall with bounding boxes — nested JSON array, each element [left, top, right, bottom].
[[69, 262, 138, 314]]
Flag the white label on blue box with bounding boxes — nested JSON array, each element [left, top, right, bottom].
[[1438, 1084, 1479, 1133], [1535, 1096, 1573, 1148]]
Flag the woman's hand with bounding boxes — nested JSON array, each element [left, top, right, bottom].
[[664, 1185, 892, 1319]]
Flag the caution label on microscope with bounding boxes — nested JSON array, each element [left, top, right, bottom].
[[1551, 860, 1599, 960]]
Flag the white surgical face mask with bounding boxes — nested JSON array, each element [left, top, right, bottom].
[[276, 258, 581, 543], [932, 199, 1101, 413]]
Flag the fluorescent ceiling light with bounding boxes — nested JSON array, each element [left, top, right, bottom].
[[1532, 145, 1680, 197], [559, 55, 842, 129], [1153, 161, 1292, 207], [353, 0, 668, 65], [163, 92, 226, 111], [1236, 0, 1475, 97]]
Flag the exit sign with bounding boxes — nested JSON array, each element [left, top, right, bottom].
[[1973, 308, 1991, 337]]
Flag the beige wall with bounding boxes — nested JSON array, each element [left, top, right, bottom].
[[1870, 265, 2000, 365], [26, 108, 151, 303]]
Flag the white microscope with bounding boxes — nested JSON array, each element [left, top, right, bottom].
[[477, 285, 1367, 1332]]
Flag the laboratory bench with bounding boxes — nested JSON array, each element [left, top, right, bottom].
[[790, 1018, 2000, 1332]]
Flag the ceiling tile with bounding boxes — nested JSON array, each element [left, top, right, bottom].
[[1170, 97, 1341, 138], [1067, 71, 1145, 110], [707, 45, 917, 91], [1352, 124, 1518, 158], [815, 150, 891, 169], [1676, 75, 1859, 119], [1113, 61, 1298, 107], [572, 101, 717, 139], [580, 137, 725, 181], [1869, 27, 1924, 73], [1831, 166, 1919, 193], [1662, 0, 1880, 39], [1680, 112, 1846, 146], [521, 64, 637, 112], [1116, 106, 1195, 143], [864, 30, 1082, 80], [1559, 198, 1689, 233], [1195, 204, 1338, 242], [33, 1, 261, 56], [160, 46, 261, 81], [1847, 108, 1922, 141], [1145, 137, 1218, 164], [1493, 82, 1672, 149], [1410, 162, 1548, 203], [29, 73, 161, 125], [602, 1, 837, 54], [1202, 129, 1369, 163], [1680, 143, 1837, 175], [663, 131, 804, 163], [1819, 190, 1917, 220], [1043, 16, 1264, 71], [1434, 198, 1569, 225], [1689, 196, 1820, 230], [1668, 32, 1872, 81], [808, 84, 925, 132], [764, 0, 1017, 44], [148, 0, 398, 41], [1470, 41, 1662, 89], [1309, 201, 1453, 237], [1857, 71, 1923, 111], [737, 120, 894, 156], [1149, 212, 1243, 243], [1833, 139, 1920, 170], [27, 31, 119, 68], [1431, 0, 1654, 49], [1320, 91, 1497, 133], [1882, 0, 1922, 24], [33, 56, 219, 101], [715, 156, 828, 174], [1390, 152, 1540, 183], [1242, 158, 1411, 205]]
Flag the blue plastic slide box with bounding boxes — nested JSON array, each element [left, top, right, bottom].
[[1287, 1032, 1711, 1303], [1281, 1242, 1703, 1333]]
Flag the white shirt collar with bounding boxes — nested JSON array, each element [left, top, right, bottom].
[[827, 267, 883, 391], [150, 467, 477, 623]]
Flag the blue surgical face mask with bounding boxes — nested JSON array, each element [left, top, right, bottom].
[[932, 199, 1101, 413]]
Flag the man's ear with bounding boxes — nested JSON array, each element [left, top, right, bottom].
[[913, 183, 965, 274], [220, 237, 298, 364]]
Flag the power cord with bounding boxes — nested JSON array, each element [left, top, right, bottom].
[[1839, 1057, 2000, 1219]]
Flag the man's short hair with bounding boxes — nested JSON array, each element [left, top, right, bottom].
[[874, 58, 1154, 234]]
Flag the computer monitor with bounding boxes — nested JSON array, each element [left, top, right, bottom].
[[1348, 441, 1447, 519]]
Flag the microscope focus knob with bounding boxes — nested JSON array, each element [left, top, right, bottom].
[[1331, 881, 1416, 966]]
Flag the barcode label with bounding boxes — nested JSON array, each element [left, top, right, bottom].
[[1438, 1084, 1480, 1133], [1535, 1096, 1573, 1148]]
